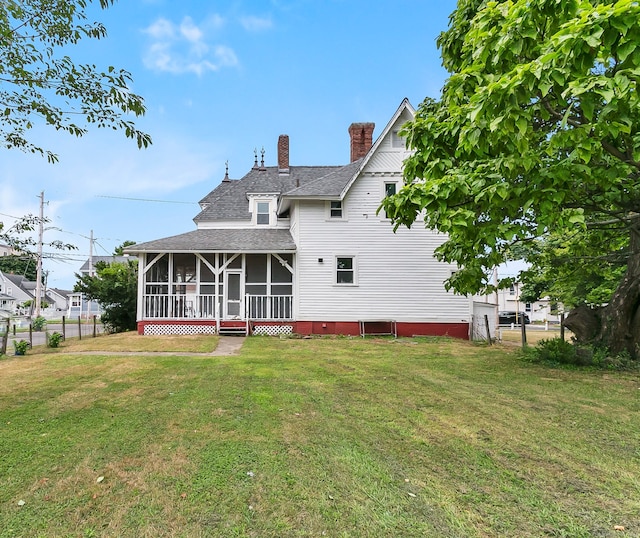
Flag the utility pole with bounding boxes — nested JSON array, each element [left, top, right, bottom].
[[35, 191, 44, 318], [86, 230, 94, 320]]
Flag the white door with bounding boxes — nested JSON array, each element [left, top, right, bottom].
[[225, 271, 243, 319]]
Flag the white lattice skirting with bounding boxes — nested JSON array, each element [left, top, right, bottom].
[[252, 325, 294, 336], [143, 324, 217, 336]]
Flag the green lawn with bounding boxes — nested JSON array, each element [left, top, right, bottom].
[[0, 336, 638, 537]]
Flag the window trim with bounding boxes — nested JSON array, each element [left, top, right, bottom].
[[256, 201, 270, 225], [327, 199, 345, 220], [335, 255, 358, 286], [382, 181, 399, 220]]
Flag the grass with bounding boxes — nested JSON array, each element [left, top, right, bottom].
[[41, 331, 220, 354], [0, 335, 638, 537], [498, 326, 572, 346]]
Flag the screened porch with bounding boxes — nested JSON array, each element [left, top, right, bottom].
[[140, 252, 294, 322]]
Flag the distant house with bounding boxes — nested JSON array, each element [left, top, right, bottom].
[[0, 243, 16, 256], [48, 288, 70, 312], [497, 282, 562, 323], [0, 291, 16, 314], [78, 256, 130, 276], [0, 271, 57, 316], [126, 99, 482, 337], [68, 256, 130, 318]]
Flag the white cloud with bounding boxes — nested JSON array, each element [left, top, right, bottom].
[[180, 17, 203, 43], [142, 15, 239, 76], [144, 17, 175, 40], [240, 16, 273, 32]]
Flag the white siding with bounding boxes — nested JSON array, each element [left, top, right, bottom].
[[296, 193, 470, 322], [293, 110, 470, 323]]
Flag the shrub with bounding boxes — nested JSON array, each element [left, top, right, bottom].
[[534, 338, 577, 365], [31, 316, 46, 331], [527, 338, 639, 370], [13, 340, 30, 355], [48, 331, 63, 348]]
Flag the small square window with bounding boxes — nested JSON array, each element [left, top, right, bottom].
[[330, 200, 342, 218], [336, 257, 354, 284], [256, 202, 270, 225]]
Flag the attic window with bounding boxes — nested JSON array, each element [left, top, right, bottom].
[[256, 202, 270, 225], [391, 130, 404, 148]]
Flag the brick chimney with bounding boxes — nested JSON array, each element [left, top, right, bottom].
[[278, 134, 289, 173], [348, 122, 375, 162]]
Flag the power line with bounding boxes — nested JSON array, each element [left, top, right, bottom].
[[97, 195, 197, 205]]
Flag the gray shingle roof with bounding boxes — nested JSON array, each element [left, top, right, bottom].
[[79, 256, 130, 272], [282, 159, 363, 198], [194, 162, 360, 222], [125, 228, 296, 253]]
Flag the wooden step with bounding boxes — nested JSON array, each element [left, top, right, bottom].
[[218, 323, 248, 336]]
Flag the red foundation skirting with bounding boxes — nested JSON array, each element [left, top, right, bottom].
[[138, 320, 469, 339]]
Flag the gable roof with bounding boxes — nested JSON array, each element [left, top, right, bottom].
[[338, 98, 415, 198], [79, 256, 130, 273], [194, 165, 351, 222]]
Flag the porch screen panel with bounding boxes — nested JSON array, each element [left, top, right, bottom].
[[246, 254, 267, 283], [144, 254, 169, 318], [200, 254, 217, 282], [173, 254, 196, 284], [226, 255, 242, 269], [271, 254, 293, 283], [146, 254, 168, 282]]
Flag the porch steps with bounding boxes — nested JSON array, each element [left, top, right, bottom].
[[218, 321, 249, 336]]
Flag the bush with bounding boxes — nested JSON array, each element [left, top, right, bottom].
[[534, 338, 578, 364], [48, 331, 63, 348], [31, 316, 46, 331], [13, 340, 29, 355], [526, 337, 639, 370]]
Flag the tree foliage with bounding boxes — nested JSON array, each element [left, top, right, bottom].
[[114, 240, 136, 256], [74, 259, 137, 333], [0, 253, 37, 280], [0, 0, 151, 162], [382, 0, 640, 357], [0, 215, 76, 266]]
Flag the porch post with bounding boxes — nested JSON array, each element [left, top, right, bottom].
[[215, 253, 220, 334], [136, 253, 145, 321]]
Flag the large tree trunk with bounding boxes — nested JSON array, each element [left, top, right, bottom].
[[564, 225, 640, 359]]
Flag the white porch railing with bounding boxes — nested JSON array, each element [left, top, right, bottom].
[[142, 294, 217, 319], [246, 295, 293, 320], [142, 294, 293, 320]]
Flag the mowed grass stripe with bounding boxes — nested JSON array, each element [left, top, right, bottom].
[[0, 336, 638, 537]]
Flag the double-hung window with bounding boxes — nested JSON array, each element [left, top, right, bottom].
[[256, 202, 270, 225], [336, 256, 355, 285], [329, 200, 343, 219]]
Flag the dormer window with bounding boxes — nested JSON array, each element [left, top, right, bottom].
[[256, 202, 270, 225]]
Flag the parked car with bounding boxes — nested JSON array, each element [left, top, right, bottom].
[[498, 311, 530, 325]]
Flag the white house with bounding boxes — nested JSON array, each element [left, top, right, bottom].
[[67, 256, 129, 318], [126, 99, 475, 338], [497, 281, 562, 323], [0, 271, 59, 316]]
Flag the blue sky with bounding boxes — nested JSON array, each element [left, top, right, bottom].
[[0, 0, 460, 289]]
